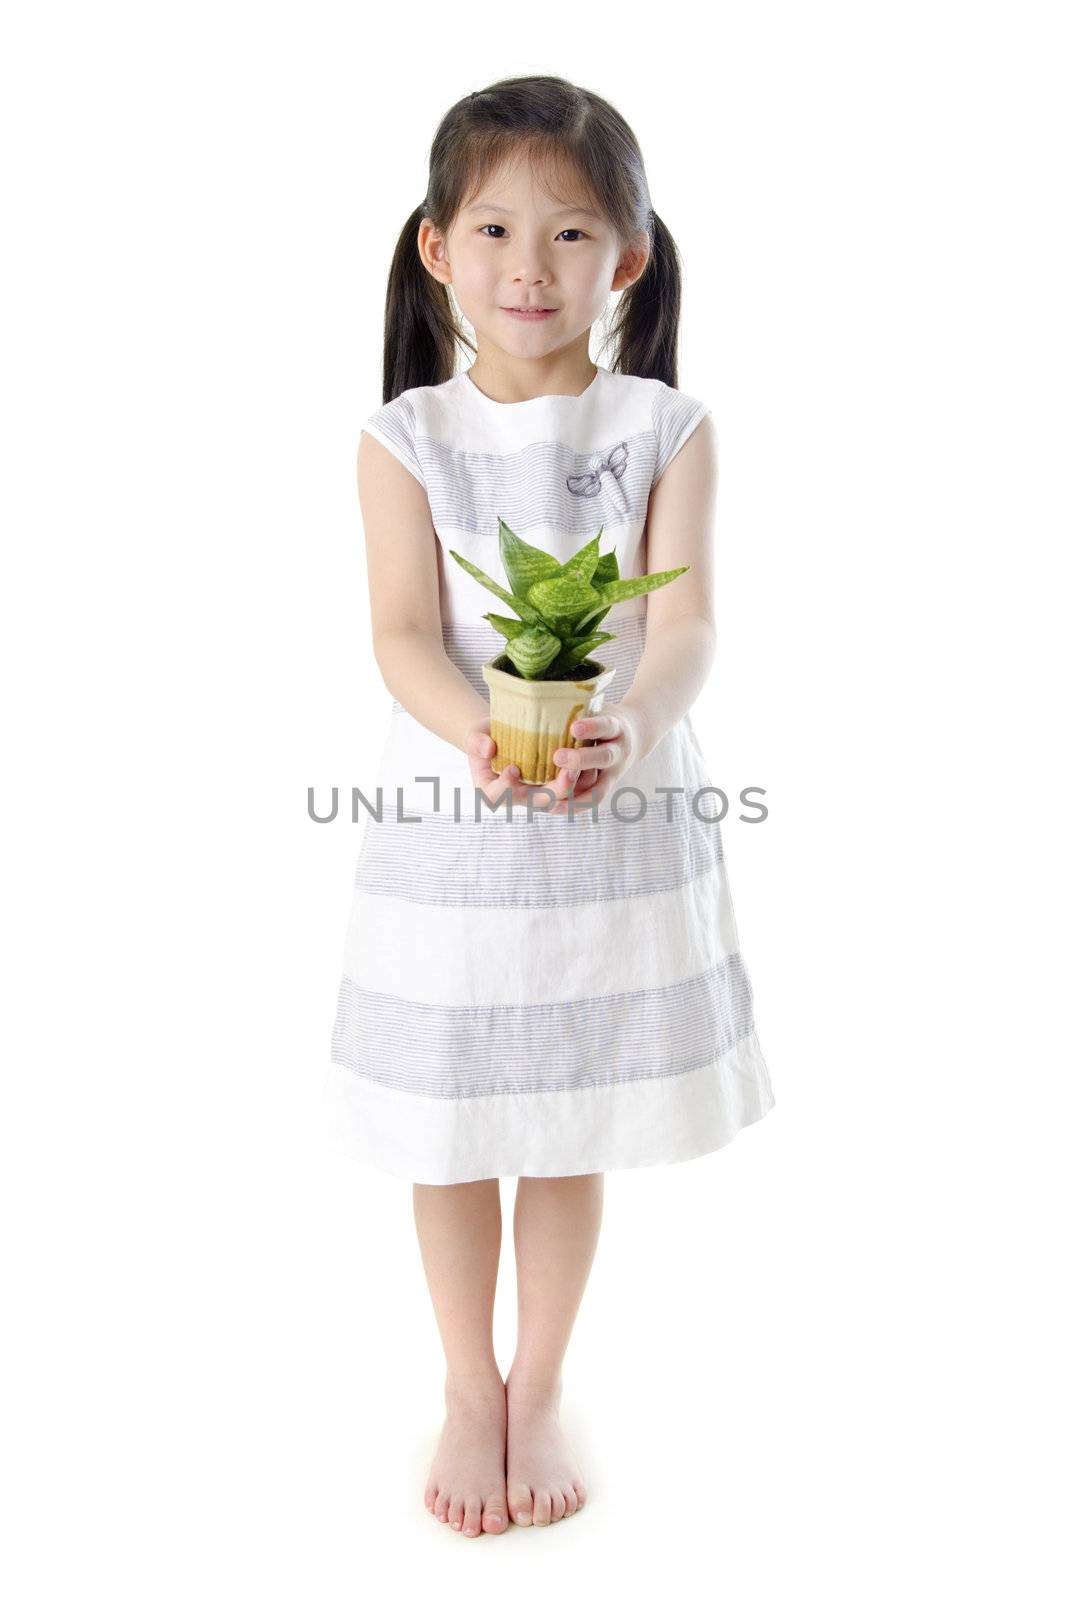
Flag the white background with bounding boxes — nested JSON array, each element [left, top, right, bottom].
[[3, 3, 1064, 1595]]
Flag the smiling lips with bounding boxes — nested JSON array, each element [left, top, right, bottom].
[[504, 307, 558, 319]]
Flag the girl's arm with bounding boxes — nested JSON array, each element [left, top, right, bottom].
[[621, 416, 719, 758], [357, 431, 487, 751]]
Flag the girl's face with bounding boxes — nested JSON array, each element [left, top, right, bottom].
[[419, 155, 649, 365]]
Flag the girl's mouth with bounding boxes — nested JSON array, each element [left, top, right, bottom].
[[503, 308, 558, 321]]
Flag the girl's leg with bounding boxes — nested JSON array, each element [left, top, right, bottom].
[[504, 1173, 604, 1526], [413, 1178, 510, 1537]]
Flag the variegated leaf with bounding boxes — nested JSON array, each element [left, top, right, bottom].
[[592, 549, 620, 588], [555, 534, 602, 586], [484, 612, 525, 640], [526, 573, 601, 625], [595, 566, 689, 605], [498, 518, 562, 599], [571, 606, 611, 638], [505, 626, 562, 679], [448, 549, 544, 625], [554, 631, 615, 669]]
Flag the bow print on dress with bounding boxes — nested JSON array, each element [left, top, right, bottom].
[[565, 439, 629, 498]]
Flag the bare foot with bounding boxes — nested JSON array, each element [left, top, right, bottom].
[[505, 1375, 588, 1526], [425, 1373, 509, 1536]]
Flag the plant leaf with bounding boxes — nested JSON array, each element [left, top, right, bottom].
[[570, 606, 611, 638], [484, 612, 525, 640], [498, 518, 562, 599], [555, 534, 602, 586], [595, 566, 690, 605], [554, 631, 615, 670], [449, 549, 544, 625], [591, 549, 620, 589], [526, 573, 601, 626], [505, 626, 562, 679]]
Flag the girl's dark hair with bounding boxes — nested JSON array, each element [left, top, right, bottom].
[[381, 75, 685, 402]]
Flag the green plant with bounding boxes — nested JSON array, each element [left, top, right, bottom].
[[449, 517, 689, 681]]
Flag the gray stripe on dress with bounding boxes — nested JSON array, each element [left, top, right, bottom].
[[651, 386, 709, 485], [351, 790, 724, 907], [362, 397, 425, 487], [413, 432, 655, 534], [330, 953, 755, 1098]]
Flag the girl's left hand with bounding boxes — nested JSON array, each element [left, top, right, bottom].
[[547, 701, 650, 814]]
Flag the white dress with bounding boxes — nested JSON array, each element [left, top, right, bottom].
[[318, 364, 775, 1182]]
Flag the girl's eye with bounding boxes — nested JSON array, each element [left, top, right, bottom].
[[478, 225, 588, 242]]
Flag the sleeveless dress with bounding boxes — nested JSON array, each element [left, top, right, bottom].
[[318, 364, 775, 1183]]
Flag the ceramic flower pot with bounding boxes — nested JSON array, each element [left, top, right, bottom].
[[482, 654, 617, 787]]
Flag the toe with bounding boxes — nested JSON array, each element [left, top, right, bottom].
[[562, 1484, 578, 1516], [482, 1496, 508, 1534], [424, 1482, 438, 1512], [574, 1480, 588, 1509], [550, 1490, 566, 1522], [462, 1498, 482, 1537], [433, 1488, 450, 1521], [508, 1481, 534, 1526], [448, 1495, 465, 1531], [533, 1488, 552, 1526]]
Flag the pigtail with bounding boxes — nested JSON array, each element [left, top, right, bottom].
[[611, 208, 682, 390], [381, 204, 471, 403]]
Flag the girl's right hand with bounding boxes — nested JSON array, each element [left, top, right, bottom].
[[464, 717, 581, 814]]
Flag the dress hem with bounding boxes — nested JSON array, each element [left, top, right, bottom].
[[314, 1034, 775, 1184]]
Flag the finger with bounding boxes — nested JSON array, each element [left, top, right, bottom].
[[538, 768, 600, 815], [572, 714, 619, 740], [546, 769, 579, 808], [473, 763, 520, 799], [563, 772, 613, 810], [524, 772, 576, 812], [556, 743, 617, 774], [559, 758, 617, 790], [469, 755, 501, 785]]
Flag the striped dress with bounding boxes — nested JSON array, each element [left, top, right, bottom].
[[320, 363, 775, 1183]]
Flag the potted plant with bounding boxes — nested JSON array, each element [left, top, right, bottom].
[[449, 518, 689, 786]]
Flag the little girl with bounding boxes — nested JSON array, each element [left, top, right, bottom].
[[322, 74, 775, 1537]]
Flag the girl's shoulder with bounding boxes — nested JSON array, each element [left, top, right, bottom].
[[359, 376, 470, 489], [645, 377, 711, 488], [584, 371, 710, 486]]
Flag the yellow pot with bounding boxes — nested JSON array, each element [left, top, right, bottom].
[[481, 654, 617, 787]]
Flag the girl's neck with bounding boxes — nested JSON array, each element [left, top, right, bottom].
[[466, 340, 597, 404]]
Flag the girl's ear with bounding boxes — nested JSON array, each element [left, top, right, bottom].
[[613, 229, 651, 293], [418, 218, 453, 286]]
